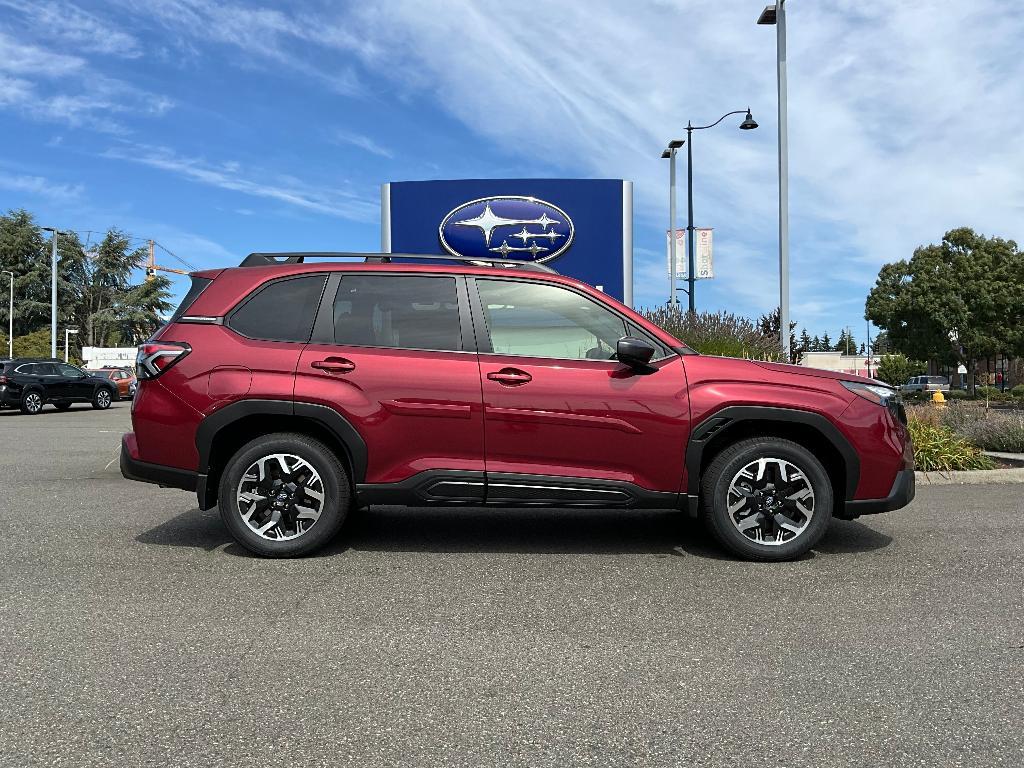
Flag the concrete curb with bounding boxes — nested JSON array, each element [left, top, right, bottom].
[[916, 467, 1024, 485]]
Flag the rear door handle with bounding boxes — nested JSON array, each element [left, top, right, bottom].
[[312, 358, 356, 374], [487, 368, 532, 386]]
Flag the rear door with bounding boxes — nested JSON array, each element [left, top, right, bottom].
[[470, 277, 689, 503], [294, 272, 485, 498]]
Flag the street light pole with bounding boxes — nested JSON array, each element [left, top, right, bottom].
[[681, 109, 758, 314], [2, 270, 12, 359], [662, 140, 684, 306], [759, 1, 790, 361], [64, 328, 78, 363], [42, 227, 59, 359]]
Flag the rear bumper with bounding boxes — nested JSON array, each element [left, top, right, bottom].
[[120, 433, 198, 494], [842, 469, 915, 518]]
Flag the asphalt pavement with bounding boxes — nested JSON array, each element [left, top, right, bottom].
[[0, 403, 1021, 767]]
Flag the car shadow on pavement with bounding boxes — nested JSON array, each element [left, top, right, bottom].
[[135, 506, 892, 560]]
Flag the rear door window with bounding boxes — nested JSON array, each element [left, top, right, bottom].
[[228, 275, 327, 342], [332, 275, 461, 352]]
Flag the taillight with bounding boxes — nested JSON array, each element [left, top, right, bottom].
[[136, 341, 191, 380], [0, 375, 7, 384]]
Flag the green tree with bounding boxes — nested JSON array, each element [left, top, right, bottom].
[[642, 306, 783, 360], [0, 209, 50, 337], [798, 329, 812, 354], [811, 335, 821, 352], [865, 228, 1024, 393], [821, 332, 831, 351]]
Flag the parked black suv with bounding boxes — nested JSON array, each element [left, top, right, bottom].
[[0, 359, 119, 414]]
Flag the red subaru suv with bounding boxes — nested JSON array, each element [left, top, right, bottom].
[[121, 253, 914, 561]]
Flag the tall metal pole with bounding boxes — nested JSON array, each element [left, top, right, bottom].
[[686, 124, 696, 314], [668, 148, 677, 306], [50, 230, 58, 359], [3, 271, 12, 358], [776, 0, 790, 361]]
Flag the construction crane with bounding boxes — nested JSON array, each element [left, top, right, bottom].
[[145, 240, 196, 279]]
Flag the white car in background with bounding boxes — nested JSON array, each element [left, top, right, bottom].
[[901, 375, 950, 394]]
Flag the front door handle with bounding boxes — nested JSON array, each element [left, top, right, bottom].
[[312, 357, 356, 374], [487, 368, 532, 386]]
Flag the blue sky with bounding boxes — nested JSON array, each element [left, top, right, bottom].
[[1, 0, 1022, 344]]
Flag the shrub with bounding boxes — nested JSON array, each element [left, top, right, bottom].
[[941, 405, 1024, 453], [640, 307, 783, 360], [907, 417, 995, 471], [1011, 384, 1024, 399], [12, 329, 52, 358], [945, 389, 969, 399]]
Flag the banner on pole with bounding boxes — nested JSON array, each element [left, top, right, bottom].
[[666, 228, 714, 280]]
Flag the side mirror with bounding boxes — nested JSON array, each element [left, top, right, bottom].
[[616, 336, 656, 368]]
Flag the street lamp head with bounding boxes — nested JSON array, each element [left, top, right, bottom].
[[661, 149, 671, 159], [739, 110, 758, 130], [757, 5, 777, 24], [668, 139, 685, 149]]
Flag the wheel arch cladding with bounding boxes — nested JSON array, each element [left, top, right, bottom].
[[686, 406, 858, 505], [195, 400, 367, 509]]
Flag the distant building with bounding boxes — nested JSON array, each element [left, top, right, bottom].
[[798, 351, 875, 378], [82, 346, 136, 371]]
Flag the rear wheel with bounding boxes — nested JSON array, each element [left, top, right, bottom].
[[702, 437, 833, 561], [217, 433, 351, 557], [91, 388, 113, 410], [20, 391, 44, 415]]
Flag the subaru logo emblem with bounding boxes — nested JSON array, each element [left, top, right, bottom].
[[439, 196, 574, 263]]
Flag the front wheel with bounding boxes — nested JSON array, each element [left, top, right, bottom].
[[91, 388, 113, 410], [702, 437, 833, 561], [217, 433, 351, 557]]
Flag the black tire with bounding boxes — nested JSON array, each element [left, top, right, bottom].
[[218, 433, 351, 557], [701, 437, 833, 562], [91, 388, 113, 410], [54, 400, 73, 411], [20, 390, 44, 415]]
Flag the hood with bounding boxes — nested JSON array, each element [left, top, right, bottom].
[[753, 360, 890, 388]]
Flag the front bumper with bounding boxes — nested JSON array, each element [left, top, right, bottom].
[[841, 469, 915, 518], [120, 433, 198, 493]]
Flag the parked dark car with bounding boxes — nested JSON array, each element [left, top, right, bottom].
[[0, 358, 119, 414], [121, 252, 914, 562], [86, 367, 138, 399]]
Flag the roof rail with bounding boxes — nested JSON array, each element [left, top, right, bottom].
[[238, 252, 559, 274]]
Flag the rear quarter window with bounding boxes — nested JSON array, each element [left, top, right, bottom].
[[228, 274, 327, 342]]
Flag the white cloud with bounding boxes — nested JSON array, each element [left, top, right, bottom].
[[0, 171, 84, 201], [0, 31, 172, 132], [0, 0, 143, 58], [103, 142, 379, 223], [331, 129, 394, 159]]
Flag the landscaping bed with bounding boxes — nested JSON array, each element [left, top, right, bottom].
[[906, 402, 1024, 471]]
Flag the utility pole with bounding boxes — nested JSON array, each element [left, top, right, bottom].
[[758, 1, 790, 362], [42, 227, 59, 358], [147, 239, 155, 280], [2, 270, 12, 358]]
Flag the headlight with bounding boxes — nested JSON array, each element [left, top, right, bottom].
[[841, 379, 897, 406]]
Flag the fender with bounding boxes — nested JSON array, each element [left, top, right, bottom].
[[683, 405, 860, 516], [194, 399, 368, 508]]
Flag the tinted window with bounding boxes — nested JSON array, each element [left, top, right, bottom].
[[477, 279, 627, 360], [58, 364, 84, 377], [332, 275, 461, 351], [229, 275, 326, 342], [169, 276, 213, 322], [33, 364, 58, 375]]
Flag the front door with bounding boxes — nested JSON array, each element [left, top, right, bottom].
[[56, 364, 93, 400], [294, 272, 485, 500], [471, 277, 690, 505]]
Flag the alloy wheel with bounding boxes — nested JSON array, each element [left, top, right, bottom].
[[726, 457, 815, 546], [96, 390, 111, 408], [25, 393, 42, 413], [235, 453, 325, 541]]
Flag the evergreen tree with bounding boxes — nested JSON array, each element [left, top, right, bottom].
[[821, 332, 832, 350]]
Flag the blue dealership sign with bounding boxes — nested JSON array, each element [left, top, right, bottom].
[[382, 179, 633, 305]]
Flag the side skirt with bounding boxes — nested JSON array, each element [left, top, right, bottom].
[[356, 470, 680, 510]]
